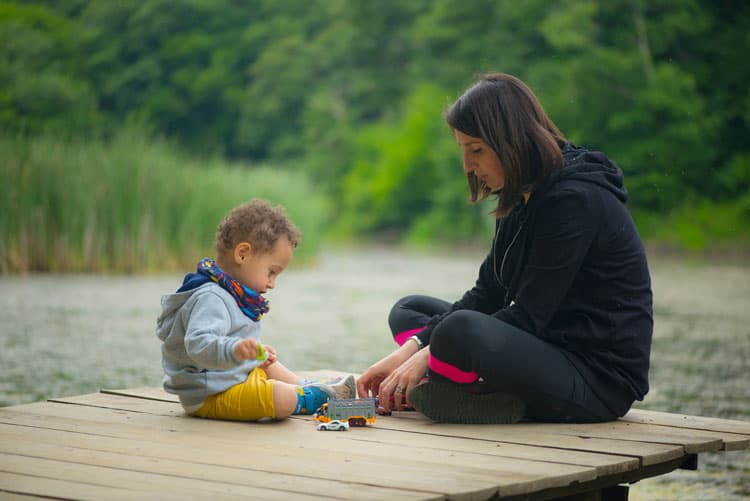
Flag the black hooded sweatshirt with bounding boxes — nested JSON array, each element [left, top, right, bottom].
[[418, 142, 653, 417]]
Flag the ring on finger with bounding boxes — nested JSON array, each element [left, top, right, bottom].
[[395, 384, 405, 393]]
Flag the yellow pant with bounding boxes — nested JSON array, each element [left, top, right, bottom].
[[192, 368, 276, 421]]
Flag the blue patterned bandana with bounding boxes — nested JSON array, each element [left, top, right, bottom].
[[196, 258, 269, 321]]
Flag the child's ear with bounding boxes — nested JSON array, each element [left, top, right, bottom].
[[234, 242, 253, 264]]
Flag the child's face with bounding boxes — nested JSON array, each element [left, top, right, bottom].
[[236, 236, 293, 293]]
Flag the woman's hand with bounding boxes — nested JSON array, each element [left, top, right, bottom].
[[357, 340, 420, 398], [377, 348, 429, 413], [356, 339, 429, 412], [356, 349, 408, 399]]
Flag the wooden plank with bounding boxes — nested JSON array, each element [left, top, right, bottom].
[[0, 427, 432, 501], [0, 414, 494, 500], [103, 388, 750, 451], [0, 426, 434, 499], [0, 490, 53, 501], [101, 387, 178, 403], [48, 393, 184, 415], [0, 406, 595, 499], [324, 430, 639, 477], [390, 410, 735, 454], [488, 421, 724, 454], [43, 392, 643, 475], [623, 408, 750, 436], [46, 392, 685, 468], [392, 409, 749, 453], [608, 424, 749, 452], [362, 415, 686, 467], [0, 471, 164, 501], [52, 392, 680, 469], [0, 404, 595, 500], [5, 383, 747, 501], [105, 387, 747, 460], [0, 453, 322, 501], [1, 403, 636, 479], [0, 400, 638, 475], [109, 387, 750, 449]]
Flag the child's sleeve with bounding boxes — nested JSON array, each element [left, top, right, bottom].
[[183, 292, 243, 369]]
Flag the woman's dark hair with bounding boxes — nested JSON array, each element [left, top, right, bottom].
[[445, 73, 566, 217]]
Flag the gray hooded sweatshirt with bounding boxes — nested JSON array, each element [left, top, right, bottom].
[[156, 282, 263, 412]]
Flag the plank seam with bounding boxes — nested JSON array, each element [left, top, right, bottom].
[[100, 389, 177, 403]]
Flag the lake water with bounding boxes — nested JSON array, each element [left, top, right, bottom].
[[1, 247, 748, 500]]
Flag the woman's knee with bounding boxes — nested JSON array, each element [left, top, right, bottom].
[[427, 311, 486, 381], [428, 310, 488, 365], [429, 310, 522, 370], [388, 294, 445, 338], [431, 310, 483, 349], [388, 295, 424, 325]]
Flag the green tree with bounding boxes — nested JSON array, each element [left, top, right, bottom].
[[525, 0, 719, 210], [76, 0, 267, 154], [336, 84, 491, 242], [236, 0, 423, 160], [3, 0, 748, 248], [0, 2, 99, 135]]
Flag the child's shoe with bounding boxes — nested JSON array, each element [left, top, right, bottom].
[[306, 374, 356, 400], [407, 380, 525, 424], [295, 385, 331, 415], [328, 374, 356, 399]]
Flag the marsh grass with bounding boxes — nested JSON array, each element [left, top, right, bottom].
[[633, 201, 750, 253], [1, 131, 328, 273]]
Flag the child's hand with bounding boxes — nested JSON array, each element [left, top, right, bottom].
[[261, 344, 277, 368], [233, 338, 260, 360]]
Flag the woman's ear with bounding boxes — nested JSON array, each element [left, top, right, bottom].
[[234, 242, 253, 264]]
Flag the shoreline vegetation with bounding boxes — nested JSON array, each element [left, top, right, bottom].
[[2, 131, 748, 275], [1, 131, 328, 274]]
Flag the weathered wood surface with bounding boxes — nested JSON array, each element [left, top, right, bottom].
[[1, 373, 748, 500]]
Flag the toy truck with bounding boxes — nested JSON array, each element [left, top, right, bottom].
[[313, 397, 377, 427]]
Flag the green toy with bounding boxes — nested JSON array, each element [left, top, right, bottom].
[[255, 342, 267, 361]]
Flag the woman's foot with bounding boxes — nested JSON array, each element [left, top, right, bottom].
[[407, 380, 525, 424]]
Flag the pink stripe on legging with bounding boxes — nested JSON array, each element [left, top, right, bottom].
[[394, 326, 427, 346], [429, 354, 478, 384]]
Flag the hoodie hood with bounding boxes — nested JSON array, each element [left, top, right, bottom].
[[156, 282, 211, 341], [154, 272, 211, 340], [551, 142, 628, 203], [177, 271, 212, 293]]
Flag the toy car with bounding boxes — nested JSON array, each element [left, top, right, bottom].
[[316, 419, 349, 431], [313, 398, 377, 426]]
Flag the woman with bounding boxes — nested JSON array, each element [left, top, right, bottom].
[[356, 73, 653, 424]]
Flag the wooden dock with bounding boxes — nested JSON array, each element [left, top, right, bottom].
[[1, 371, 749, 500]]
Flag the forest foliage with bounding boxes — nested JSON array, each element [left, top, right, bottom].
[[2, 0, 749, 271]]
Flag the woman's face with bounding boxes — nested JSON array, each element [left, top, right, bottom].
[[455, 130, 505, 191]]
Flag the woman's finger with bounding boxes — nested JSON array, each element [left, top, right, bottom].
[[378, 378, 392, 412], [393, 381, 406, 409]]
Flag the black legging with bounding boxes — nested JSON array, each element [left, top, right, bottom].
[[389, 295, 627, 423]]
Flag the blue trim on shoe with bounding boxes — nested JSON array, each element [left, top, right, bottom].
[[302, 385, 330, 415]]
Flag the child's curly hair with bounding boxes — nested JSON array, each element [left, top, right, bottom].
[[215, 199, 301, 257]]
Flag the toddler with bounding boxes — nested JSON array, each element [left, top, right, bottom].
[[157, 199, 354, 420]]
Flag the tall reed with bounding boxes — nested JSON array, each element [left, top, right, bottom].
[[0, 130, 328, 274]]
